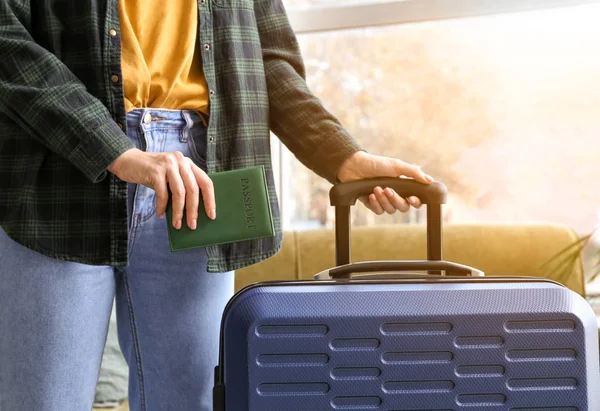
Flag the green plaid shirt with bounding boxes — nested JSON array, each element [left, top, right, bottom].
[[0, 0, 362, 272]]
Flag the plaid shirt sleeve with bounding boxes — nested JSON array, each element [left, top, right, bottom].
[[0, 1, 134, 183], [253, 0, 365, 184]]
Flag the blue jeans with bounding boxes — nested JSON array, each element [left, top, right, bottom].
[[0, 109, 234, 411]]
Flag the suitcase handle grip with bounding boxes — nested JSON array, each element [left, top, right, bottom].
[[326, 260, 484, 279], [330, 178, 447, 206], [330, 178, 447, 271]]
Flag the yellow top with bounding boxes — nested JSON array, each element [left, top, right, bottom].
[[118, 0, 209, 114]]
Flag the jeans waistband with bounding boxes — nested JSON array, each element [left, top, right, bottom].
[[126, 108, 206, 132]]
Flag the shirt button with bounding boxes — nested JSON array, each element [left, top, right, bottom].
[[201, 0, 206, 3], [143, 113, 152, 124], [209, 90, 215, 95], [109, 29, 117, 37], [204, 43, 210, 51], [111, 74, 119, 83], [209, 136, 214, 142]]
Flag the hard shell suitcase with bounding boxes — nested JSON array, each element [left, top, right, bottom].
[[213, 178, 600, 411]]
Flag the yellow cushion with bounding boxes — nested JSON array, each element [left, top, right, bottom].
[[234, 231, 298, 291]]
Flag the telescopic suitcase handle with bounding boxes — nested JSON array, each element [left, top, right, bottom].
[[318, 177, 483, 279], [327, 260, 484, 278]]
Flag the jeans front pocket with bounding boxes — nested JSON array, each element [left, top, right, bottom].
[[186, 125, 208, 172]]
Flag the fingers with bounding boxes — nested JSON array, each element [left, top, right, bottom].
[[149, 152, 215, 230], [408, 196, 422, 208], [378, 187, 410, 213], [190, 163, 216, 220], [154, 177, 169, 220], [392, 159, 434, 184], [166, 164, 186, 230], [367, 187, 422, 214], [368, 193, 384, 215], [179, 158, 200, 230], [372, 187, 400, 214]]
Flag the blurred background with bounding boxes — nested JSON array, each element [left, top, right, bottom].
[[271, 0, 600, 287]]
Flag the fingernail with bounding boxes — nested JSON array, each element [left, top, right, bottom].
[[175, 220, 182, 230], [409, 196, 418, 204], [385, 188, 393, 197], [190, 219, 197, 230], [425, 174, 434, 182], [209, 209, 216, 220], [158, 213, 164, 219]]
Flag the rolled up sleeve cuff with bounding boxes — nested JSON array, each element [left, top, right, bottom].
[[68, 120, 135, 183]]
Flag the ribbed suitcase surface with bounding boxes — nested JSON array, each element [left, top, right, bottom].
[[218, 280, 600, 410], [214, 178, 600, 410]]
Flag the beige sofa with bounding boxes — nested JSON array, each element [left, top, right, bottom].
[[236, 223, 585, 295]]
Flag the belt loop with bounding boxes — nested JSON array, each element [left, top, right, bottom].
[[139, 108, 150, 132], [180, 111, 193, 143]]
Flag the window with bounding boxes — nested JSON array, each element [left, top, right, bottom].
[[284, 0, 599, 33], [274, 2, 600, 246]]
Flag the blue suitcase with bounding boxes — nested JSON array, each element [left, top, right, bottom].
[[213, 178, 600, 410]]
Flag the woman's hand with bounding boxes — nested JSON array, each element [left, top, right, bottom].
[[336, 151, 434, 215], [107, 148, 215, 230]]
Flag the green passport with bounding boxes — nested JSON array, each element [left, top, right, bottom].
[[165, 165, 275, 251]]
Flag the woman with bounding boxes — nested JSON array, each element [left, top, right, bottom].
[[0, 0, 433, 410]]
